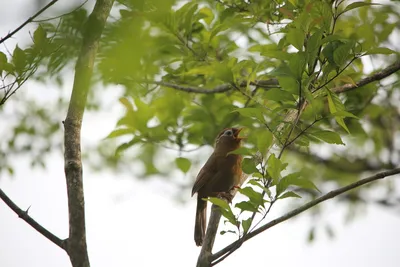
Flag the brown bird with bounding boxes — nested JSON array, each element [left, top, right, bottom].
[[191, 127, 244, 246]]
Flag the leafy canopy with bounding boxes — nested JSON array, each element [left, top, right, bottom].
[[1, 0, 399, 239]]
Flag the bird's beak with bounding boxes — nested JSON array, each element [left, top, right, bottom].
[[235, 128, 246, 140]]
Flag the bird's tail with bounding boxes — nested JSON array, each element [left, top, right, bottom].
[[194, 196, 207, 246]]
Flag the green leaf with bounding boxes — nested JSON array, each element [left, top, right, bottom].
[[198, 7, 214, 25], [251, 172, 264, 179], [322, 40, 344, 65], [311, 130, 345, 145], [268, 64, 293, 77], [207, 197, 231, 210], [119, 97, 134, 111], [105, 128, 133, 139], [33, 25, 47, 46], [308, 227, 315, 242], [265, 88, 295, 102], [260, 47, 292, 61], [288, 52, 306, 79], [221, 209, 237, 226], [342, 2, 380, 14], [241, 217, 253, 234], [336, 117, 349, 134], [365, 47, 397, 55], [238, 186, 264, 206], [220, 230, 236, 235], [286, 28, 304, 51], [307, 29, 323, 53], [175, 157, 191, 173], [333, 43, 353, 66], [0, 51, 7, 74], [321, 35, 344, 44], [209, 24, 225, 41], [267, 154, 287, 183], [247, 179, 272, 199], [257, 130, 273, 155], [185, 65, 213, 76], [235, 201, 258, 213], [7, 167, 14, 175], [12, 45, 26, 73], [277, 172, 320, 196], [115, 138, 139, 156], [278, 191, 302, 199], [327, 90, 350, 133], [234, 107, 264, 122], [331, 110, 359, 119], [277, 76, 299, 95], [214, 62, 233, 82], [208, 197, 237, 226], [242, 158, 259, 174], [181, 3, 198, 35], [276, 172, 301, 196], [327, 91, 337, 113]]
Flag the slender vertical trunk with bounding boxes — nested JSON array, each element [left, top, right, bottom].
[[63, 1, 114, 266]]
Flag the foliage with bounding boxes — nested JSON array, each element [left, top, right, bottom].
[[1, 0, 400, 242]]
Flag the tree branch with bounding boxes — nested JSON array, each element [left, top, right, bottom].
[[0, 0, 59, 44], [147, 60, 399, 96], [196, 204, 222, 267], [63, 1, 114, 267], [333, 60, 400, 94], [0, 188, 66, 250], [144, 79, 279, 94], [196, 174, 248, 267], [211, 167, 400, 263], [195, 59, 400, 266]]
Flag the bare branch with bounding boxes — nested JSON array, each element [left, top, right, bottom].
[[63, 0, 114, 266], [212, 167, 400, 263], [0, 0, 59, 45], [0, 188, 66, 250]]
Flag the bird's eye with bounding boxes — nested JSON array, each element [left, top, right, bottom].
[[224, 130, 233, 136]]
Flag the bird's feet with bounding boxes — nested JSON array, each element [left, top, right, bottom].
[[216, 192, 234, 203]]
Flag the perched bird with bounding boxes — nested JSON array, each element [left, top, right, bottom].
[[191, 127, 244, 246]]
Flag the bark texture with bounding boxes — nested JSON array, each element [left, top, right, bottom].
[[63, 1, 114, 267]]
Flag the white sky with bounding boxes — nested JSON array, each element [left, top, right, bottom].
[[1, 1, 400, 267]]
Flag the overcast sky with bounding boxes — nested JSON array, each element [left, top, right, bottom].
[[1, 1, 400, 267]]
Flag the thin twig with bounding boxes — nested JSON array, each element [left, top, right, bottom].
[[32, 0, 89, 23], [143, 79, 278, 94], [0, 0, 59, 45], [211, 167, 400, 263], [0, 188, 66, 249], [313, 56, 359, 93], [284, 118, 322, 148]]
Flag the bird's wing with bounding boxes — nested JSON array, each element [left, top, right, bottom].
[[191, 153, 218, 196]]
